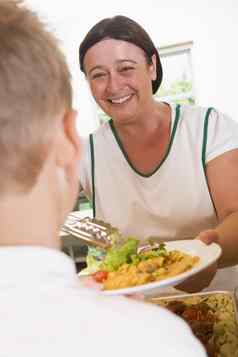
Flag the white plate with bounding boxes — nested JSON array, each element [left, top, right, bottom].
[[79, 240, 222, 297]]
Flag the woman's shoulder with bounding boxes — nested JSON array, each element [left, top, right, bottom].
[[90, 120, 114, 147], [179, 103, 211, 121], [79, 121, 111, 148], [91, 120, 111, 137], [178, 103, 235, 123], [176, 104, 238, 162], [177, 104, 237, 132]]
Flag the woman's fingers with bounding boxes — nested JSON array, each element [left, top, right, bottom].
[[196, 229, 219, 245]]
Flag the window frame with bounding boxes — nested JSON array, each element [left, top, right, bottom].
[[157, 41, 195, 103]]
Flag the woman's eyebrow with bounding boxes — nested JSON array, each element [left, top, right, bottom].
[[88, 59, 137, 75], [116, 59, 137, 64]]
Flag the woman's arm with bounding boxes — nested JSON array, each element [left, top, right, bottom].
[[177, 148, 238, 292], [205, 148, 238, 267], [214, 211, 238, 267]]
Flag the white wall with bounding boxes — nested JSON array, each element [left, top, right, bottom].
[[27, 0, 238, 133]]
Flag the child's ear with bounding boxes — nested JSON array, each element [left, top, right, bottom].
[[56, 110, 80, 168]]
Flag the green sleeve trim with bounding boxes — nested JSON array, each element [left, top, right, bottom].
[[202, 107, 218, 217], [202, 107, 213, 170], [89, 134, 96, 218], [109, 104, 181, 178]]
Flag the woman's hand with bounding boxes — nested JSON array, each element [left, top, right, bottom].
[[196, 229, 219, 245], [175, 229, 219, 293]]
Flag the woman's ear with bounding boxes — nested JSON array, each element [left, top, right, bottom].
[[149, 54, 157, 81], [56, 109, 81, 169]]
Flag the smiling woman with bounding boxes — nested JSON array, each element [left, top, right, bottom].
[[83, 39, 157, 125], [77, 15, 238, 293]]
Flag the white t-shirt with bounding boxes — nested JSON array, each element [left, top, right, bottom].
[[78, 103, 238, 290], [0, 246, 206, 357]]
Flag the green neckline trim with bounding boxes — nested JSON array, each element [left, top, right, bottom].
[[89, 134, 96, 218], [109, 104, 181, 178], [202, 107, 213, 170]]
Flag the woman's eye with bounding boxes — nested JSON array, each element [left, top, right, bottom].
[[91, 72, 106, 80], [120, 66, 134, 72]]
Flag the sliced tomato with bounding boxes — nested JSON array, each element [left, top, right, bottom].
[[92, 271, 108, 283]]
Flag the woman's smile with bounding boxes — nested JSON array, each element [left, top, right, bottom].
[[107, 93, 134, 105]]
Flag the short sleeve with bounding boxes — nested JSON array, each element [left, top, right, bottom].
[[205, 109, 238, 163], [78, 135, 92, 199]]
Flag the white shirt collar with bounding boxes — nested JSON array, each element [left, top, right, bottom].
[[0, 246, 78, 286]]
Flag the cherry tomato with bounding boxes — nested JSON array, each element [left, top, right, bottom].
[[92, 271, 108, 283]]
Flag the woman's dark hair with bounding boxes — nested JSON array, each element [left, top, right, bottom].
[[79, 15, 163, 94]]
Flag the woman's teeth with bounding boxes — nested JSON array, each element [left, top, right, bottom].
[[109, 94, 132, 104]]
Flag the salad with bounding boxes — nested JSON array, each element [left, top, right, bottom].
[[81, 238, 199, 291]]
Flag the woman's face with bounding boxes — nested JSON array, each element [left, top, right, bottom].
[[83, 39, 156, 124]]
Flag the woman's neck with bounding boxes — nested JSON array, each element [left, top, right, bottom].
[[114, 101, 171, 142]]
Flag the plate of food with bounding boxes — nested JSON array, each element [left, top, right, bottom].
[[79, 238, 222, 297]]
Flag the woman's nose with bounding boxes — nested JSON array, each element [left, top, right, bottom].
[[106, 72, 124, 94]]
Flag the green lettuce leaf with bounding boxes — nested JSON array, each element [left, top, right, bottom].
[[102, 237, 139, 272]]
